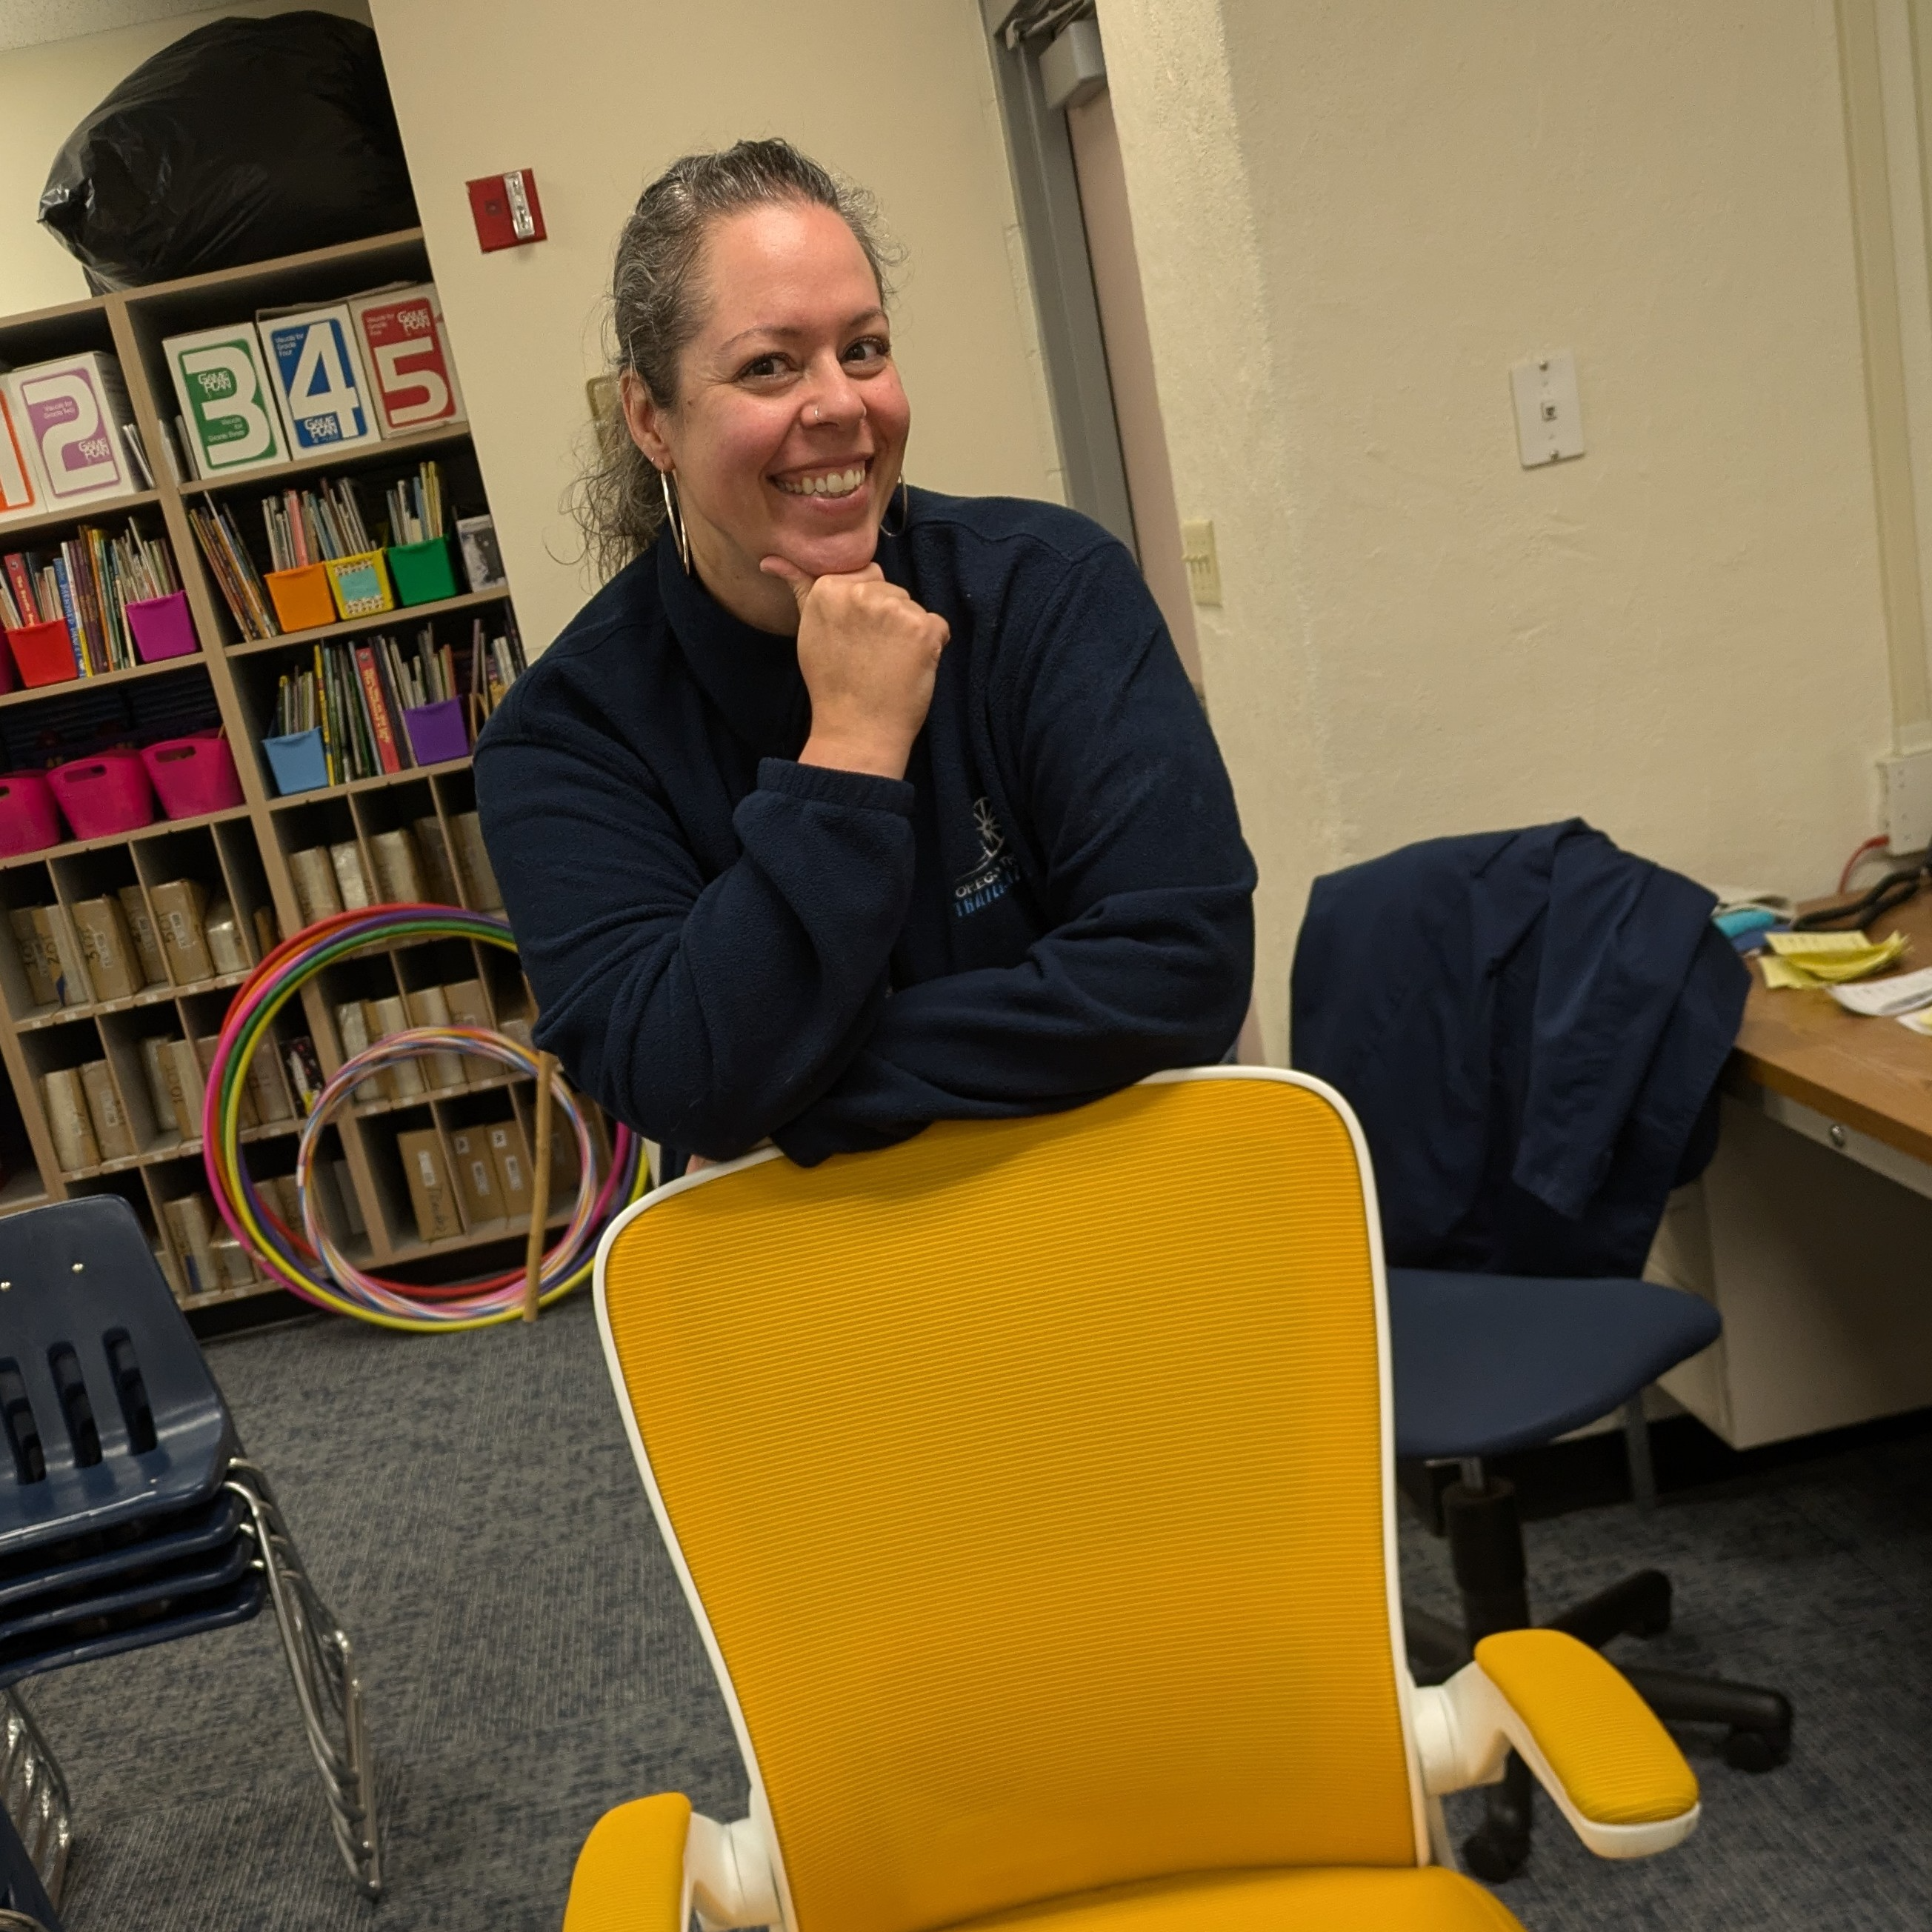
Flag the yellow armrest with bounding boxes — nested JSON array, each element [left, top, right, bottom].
[[1411, 1628, 1699, 1859], [565, 1792, 692, 1932], [1475, 1629, 1699, 1827]]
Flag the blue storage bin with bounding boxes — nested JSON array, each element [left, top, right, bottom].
[[262, 727, 328, 796]]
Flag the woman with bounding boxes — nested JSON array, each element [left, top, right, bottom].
[[475, 139, 1254, 1173]]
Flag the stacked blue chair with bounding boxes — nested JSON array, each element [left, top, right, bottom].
[[0, 1196, 377, 1906]]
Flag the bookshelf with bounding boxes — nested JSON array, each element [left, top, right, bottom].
[[0, 228, 584, 1326]]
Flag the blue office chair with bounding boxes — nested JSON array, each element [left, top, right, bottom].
[[1290, 826, 1793, 1880], [0, 1196, 378, 1904]]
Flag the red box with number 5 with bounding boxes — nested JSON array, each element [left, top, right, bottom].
[[348, 285, 466, 436]]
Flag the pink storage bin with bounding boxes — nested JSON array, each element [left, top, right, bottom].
[[124, 590, 199, 664], [47, 750, 156, 841], [0, 773, 60, 857], [141, 732, 241, 819]]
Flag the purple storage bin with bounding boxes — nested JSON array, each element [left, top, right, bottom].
[[47, 750, 156, 841], [0, 772, 60, 857], [402, 699, 470, 767], [124, 590, 199, 664], [141, 733, 242, 819]]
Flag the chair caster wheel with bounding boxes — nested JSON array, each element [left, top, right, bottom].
[[1722, 1726, 1788, 1773], [1461, 1827, 1530, 1883]]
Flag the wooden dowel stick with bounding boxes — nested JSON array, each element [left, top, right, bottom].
[[522, 1050, 557, 1322]]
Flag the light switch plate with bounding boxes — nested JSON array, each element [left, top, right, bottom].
[[1510, 351, 1585, 467], [1180, 519, 1222, 606]]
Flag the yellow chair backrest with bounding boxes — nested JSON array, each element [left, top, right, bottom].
[[596, 1070, 1426, 1932]]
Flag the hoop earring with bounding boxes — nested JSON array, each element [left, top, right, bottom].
[[880, 478, 910, 538], [659, 467, 692, 576]]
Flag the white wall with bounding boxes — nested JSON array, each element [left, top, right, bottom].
[[0, 0, 372, 317], [1102, 0, 1896, 1059], [367, 0, 1062, 656]]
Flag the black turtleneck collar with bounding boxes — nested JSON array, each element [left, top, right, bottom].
[[653, 506, 914, 761]]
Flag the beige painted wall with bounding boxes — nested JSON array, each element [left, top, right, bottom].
[[367, 0, 1062, 656], [0, 0, 372, 317], [1102, 0, 1896, 1059]]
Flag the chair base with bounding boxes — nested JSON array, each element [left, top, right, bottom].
[[1405, 1473, 1794, 1881], [0, 1689, 67, 1911]]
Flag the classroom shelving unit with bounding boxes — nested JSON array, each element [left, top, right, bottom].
[[0, 228, 587, 1325]]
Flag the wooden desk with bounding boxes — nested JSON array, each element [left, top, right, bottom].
[[1650, 896, 1932, 1448]]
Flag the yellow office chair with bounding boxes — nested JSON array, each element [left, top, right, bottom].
[[573, 1070, 1699, 1932]]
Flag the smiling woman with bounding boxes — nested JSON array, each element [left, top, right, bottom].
[[473, 139, 1256, 1176]]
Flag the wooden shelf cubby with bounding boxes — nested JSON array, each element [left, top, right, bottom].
[[0, 227, 587, 1322]]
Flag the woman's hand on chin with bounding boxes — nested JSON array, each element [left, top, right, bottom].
[[763, 555, 949, 782]]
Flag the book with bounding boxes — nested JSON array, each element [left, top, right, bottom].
[[288, 847, 343, 925], [329, 840, 373, 910], [119, 421, 153, 490], [354, 644, 402, 773], [161, 322, 289, 479], [3, 354, 139, 507], [348, 284, 465, 434], [284, 1036, 324, 1115], [369, 827, 424, 904], [456, 513, 507, 591], [187, 500, 276, 639], [259, 304, 382, 454]]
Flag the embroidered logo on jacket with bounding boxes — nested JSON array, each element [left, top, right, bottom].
[[953, 796, 1019, 918]]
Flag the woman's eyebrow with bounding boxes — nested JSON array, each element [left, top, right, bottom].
[[716, 308, 888, 355]]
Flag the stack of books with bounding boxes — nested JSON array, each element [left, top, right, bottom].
[[0, 520, 181, 674], [186, 501, 276, 640], [271, 624, 477, 785], [261, 476, 375, 573], [384, 462, 446, 547]]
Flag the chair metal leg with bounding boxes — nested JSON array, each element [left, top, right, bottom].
[[1402, 1605, 1471, 1682], [1622, 1396, 1658, 1510], [226, 1463, 380, 1899], [0, 1693, 68, 1911]]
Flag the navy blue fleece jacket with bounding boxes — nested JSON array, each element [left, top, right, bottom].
[[473, 487, 1255, 1167]]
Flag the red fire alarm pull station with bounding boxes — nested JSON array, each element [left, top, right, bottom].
[[467, 170, 547, 252]]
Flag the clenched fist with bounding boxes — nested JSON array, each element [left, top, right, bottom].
[[763, 557, 949, 781]]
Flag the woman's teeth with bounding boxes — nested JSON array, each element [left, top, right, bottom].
[[776, 465, 867, 499]]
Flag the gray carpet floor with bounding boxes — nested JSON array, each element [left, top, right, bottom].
[[24, 1294, 1931, 1930]]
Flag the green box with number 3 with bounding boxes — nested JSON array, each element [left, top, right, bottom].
[[162, 322, 290, 479]]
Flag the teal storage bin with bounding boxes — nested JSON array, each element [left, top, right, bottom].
[[387, 536, 460, 607]]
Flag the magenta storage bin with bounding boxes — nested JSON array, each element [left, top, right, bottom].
[[0, 773, 60, 857], [124, 590, 199, 664], [47, 750, 156, 841], [141, 732, 242, 819]]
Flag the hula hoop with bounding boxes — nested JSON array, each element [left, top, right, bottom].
[[201, 904, 649, 1333]]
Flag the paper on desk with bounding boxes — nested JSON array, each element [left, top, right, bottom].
[[1830, 964, 1932, 1016], [1760, 928, 1909, 988], [1899, 1007, 1932, 1036]]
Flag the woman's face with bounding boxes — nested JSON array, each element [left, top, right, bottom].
[[626, 201, 910, 622]]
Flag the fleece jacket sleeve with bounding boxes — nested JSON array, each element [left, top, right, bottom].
[[479, 716, 915, 1161], [771, 547, 1256, 1166]]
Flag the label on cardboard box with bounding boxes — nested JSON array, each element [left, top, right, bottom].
[[396, 1126, 461, 1243], [7, 355, 136, 504], [262, 306, 382, 453], [487, 1119, 532, 1216], [349, 284, 464, 433], [148, 879, 212, 984], [447, 1127, 504, 1228], [163, 323, 290, 478]]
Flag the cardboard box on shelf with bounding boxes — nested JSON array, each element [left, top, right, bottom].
[[79, 1059, 137, 1162], [139, 1035, 188, 1138], [440, 978, 489, 1085], [70, 896, 139, 1002], [402, 984, 464, 1089], [289, 848, 343, 927], [329, 842, 373, 910], [35, 906, 92, 1007], [367, 995, 426, 1099], [334, 1000, 386, 1103], [148, 879, 212, 984], [41, 1067, 99, 1171], [487, 1116, 532, 1217], [449, 812, 502, 912], [161, 1193, 219, 1297], [395, 1126, 461, 1244], [413, 817, 460, 905], [204, 896, 250, 975], [447, 1126, 504, 1229], [370, 828, 424, 905], [9, 908, 56, 1007], [116, 887, 169, 987], [244, 1043, 295, 1124]]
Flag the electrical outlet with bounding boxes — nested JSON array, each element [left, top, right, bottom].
[[1879, 746, 1932, 853]]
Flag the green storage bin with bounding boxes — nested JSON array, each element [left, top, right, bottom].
[[387, 535, 461, 607]]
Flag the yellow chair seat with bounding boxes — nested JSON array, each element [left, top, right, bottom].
[[957, 1866, 1527, 1932]]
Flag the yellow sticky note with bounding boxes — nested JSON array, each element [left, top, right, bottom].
[[1766, 929, 1877, 956]]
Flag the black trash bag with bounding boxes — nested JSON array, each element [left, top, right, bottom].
[[37, 11, 418, 291]]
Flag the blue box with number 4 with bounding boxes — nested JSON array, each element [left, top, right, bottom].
[[262, 304, 384, 454]]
